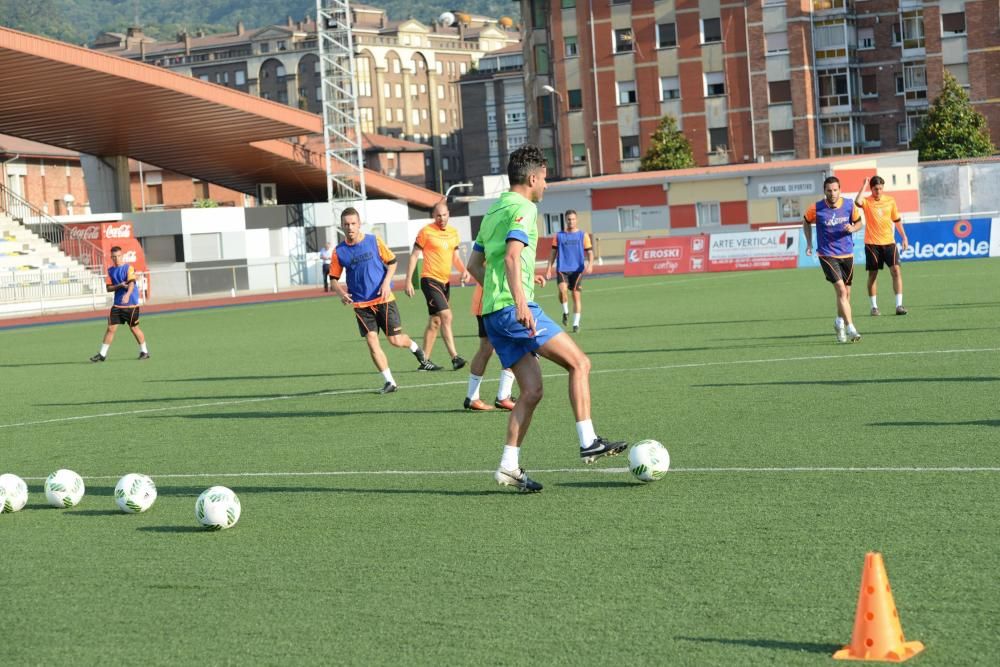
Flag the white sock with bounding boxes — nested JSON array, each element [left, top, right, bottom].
[[99, 344, 110, 356], [467, 374, 483, 401], [847, 323, 858, 333], [139, 342, 148, 353], [834, 317, 844, 329], [896, 293, 903, 307], [500, 445, 520, 471], [561, 301, 569, 315], [381, 368, 395, 384], [408, 340, 419, 353], [576, 419, 597, 449], [573, 312, 581, 327], [497, 369, 515, 400], [870, 296, 878, 308]]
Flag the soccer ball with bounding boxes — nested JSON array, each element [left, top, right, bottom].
[[195, 486, 241, 530], [628, 440, 670, 483], [114, 474, 157, 513], [44, 469, 85, 508], [0, 473, 29, 513]]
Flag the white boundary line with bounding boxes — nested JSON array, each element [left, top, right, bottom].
[[2, 346, 998, 429], [19, 465, 1000, 482]]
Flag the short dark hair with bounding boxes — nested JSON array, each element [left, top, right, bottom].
[[110, 246, 122, 254], [340, 207, 360, 222], [565, 209, 577, 217], [507, 145, 548, 186], [870, 175, 885, 187], [823, 176, 841, 188]]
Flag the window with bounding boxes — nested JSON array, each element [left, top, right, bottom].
[[895, 74, 904, 95], [901, 10, 925, 49], [568, 88, 583, 110], [437, 85, 445, 100], [505, 111, 525, 124], [534, 44, 550, 74], [657, 23, 676, 48], [276, 65, 286, 77], [395, 83, 402, 98], [621, 135, 640, 159], [235, 70, 246, 85], [396, 108, 404, 122], [439, 109, 447, 123], [459, 63, 467, 74], [277, 90, 288, 103], [820, 117, 852, 154], [660, 76, 680, 101], [814, 20, 847, 56], [701, 18, 722, 43], [861, 73, 877, 97], [409, 84, 418, 97], [392, 59, 400, 74], [564, 36, 578, 57], [704, 71, 725, 97], [561, 0, 575, 7], [544, 212, 564, 235], [863, 123, 880, 144], [617, 80, 637, 105], [384, 108, 392, 123], [614, 28, 633, 53], [356, 57, 372, 96], [818, 68, 849, 108], [260, 42, 270, 54], [618, 206, 641, 231], [572, 143, 587, 164], [942, 12, 966, 34], [768, 80, 791, 103], [696, 202, 720, 226], [193, 180, 210, 200], [359, 108, 374, 133], [771, 129, 794, 152], [412, 109, 420, 125], [421, 109, 428, 120], [709, 127, 729, 152], [537, 96, 554, 125], [765, 32, 788, 53], [903, 63, 927, 100], [857, 27, 874, 50]]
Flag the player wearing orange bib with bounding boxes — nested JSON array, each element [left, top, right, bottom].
[[405, 201, 470, 371], [855, 175, 909, 316]]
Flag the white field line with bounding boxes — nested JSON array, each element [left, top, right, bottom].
[[2, 346, 998, 430], [19, 465, 1000, 482]]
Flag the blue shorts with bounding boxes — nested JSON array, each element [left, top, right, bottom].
[[483, 303, 562, 368]]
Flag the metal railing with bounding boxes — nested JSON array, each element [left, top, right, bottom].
[[0, 182, 105, 271], [0, 266, 106, 305]]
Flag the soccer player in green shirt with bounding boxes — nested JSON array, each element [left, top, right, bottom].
[[467, 146, 626, 492]]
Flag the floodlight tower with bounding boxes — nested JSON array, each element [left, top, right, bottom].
[[316, 1, 366, 213]]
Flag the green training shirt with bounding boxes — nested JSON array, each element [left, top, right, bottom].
[[474, 190, 538, 315]]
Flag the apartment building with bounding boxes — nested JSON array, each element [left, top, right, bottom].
[[519, 0, 999, 179], [93, 7, 520, 194]]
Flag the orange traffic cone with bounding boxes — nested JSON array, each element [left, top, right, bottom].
[[833, 552, 925, 662]]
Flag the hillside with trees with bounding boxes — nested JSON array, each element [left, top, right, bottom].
[[0, 0, 519, 45]]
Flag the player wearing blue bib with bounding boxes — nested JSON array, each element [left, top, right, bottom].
[[803, 176, 864, 343], [328, 207, 432, 394], [467, 145, 626, 493], [90, 246, 149, 362], [545, 210, 593, 332]]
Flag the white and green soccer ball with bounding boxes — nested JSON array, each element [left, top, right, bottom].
[[195, 486, 241, 530], [0, 473, 29, 513], [628, 440, 670, 483], [44, 469, 85, 508], [114, 473, 157, 513]]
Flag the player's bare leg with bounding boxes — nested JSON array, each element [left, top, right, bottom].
[[889, 264, 906, 313], [128, 325, 145, 346], [835, 281, 861, 342], [557, 281, 569, 325], [422, 315, 440, 358], [436, 308, 460, 360], [505, 353, 543, 446], [365, 332, 390, 371]]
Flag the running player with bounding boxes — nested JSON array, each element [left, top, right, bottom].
[[404, 200, 469, 371], [467, 145, 626, 492], [328, 207, 433, 393], [803, 176, 864, 343], [545, 209, 593, 333], [463, 283, 517, 412], [90, 245, 149, 362], [855, 175, 909, 315]]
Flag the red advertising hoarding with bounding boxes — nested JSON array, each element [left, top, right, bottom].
[[61, 221, 148, 274], [624, 236, 708, 276]]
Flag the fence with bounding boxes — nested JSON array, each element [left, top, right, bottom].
[[140, 260, 295, 302]]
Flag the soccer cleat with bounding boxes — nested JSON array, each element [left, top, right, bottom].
[[494, 467, 542, 492], [848, 328, 862, 343], [572, 325, 579, 333], [836, 325, 848, 344], [494, 397, 516, 411], [870, 307, 881, 316], [896, 305, 908, 315], [562, 313, 568, 326], [379, 382, 398, 394], [417, 359, 443, 371], [452, 356, 467, 371], [138, 352, 150, 360], [580, 436, 628, 464], [90, 353, 106, 363], [464, 397, 494, 411]]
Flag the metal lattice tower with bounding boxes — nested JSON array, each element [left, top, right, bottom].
[[316, 1, 366, 206]]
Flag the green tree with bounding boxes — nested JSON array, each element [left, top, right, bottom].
[[910, 71, 995, 161], [640, 115, 695, 171]]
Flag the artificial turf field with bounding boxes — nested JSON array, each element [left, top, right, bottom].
[[2, 257, 999, 666]]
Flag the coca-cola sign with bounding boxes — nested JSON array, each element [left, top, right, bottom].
[[104, 223, 133, 239], [67, 225, 101, 240]]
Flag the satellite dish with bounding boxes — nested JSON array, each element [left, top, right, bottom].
[[439, 11, 456, 26]]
